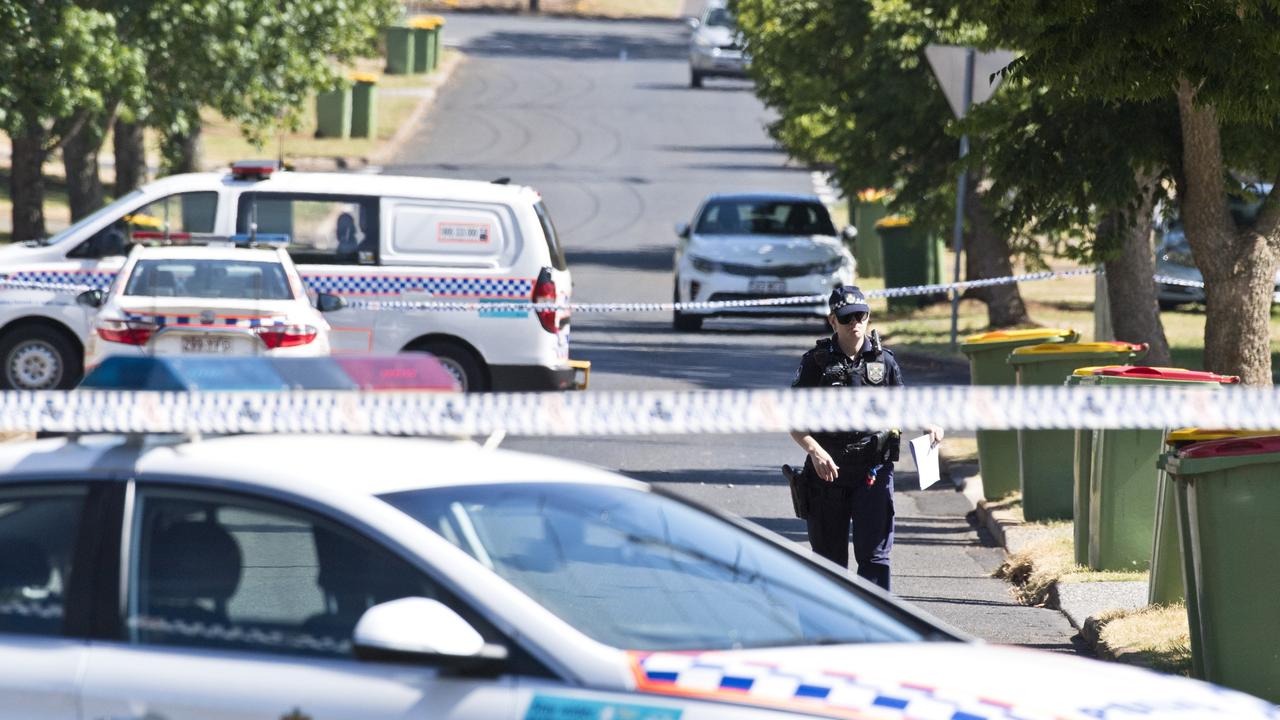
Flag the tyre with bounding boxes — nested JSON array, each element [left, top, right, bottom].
[[406, 340, 487, 392], [0, 325, 81, 390], [690, 70, 704, 88], [672, 283, 702, 332]]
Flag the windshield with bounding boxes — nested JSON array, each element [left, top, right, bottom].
[[695, 200, 836, 236], [40, 190, 146, 246], [381, 483, 937, 651], [705, 8, 734, 27], [124, 259, 294, 300]]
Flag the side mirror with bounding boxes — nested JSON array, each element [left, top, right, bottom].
[[316, 292, 347, 313], [353, 597, 508, 673], [840, 225, 858, 242], [685, 16, 700, 29], [675, 222, 691, 239], [76, 289, 105, 308]]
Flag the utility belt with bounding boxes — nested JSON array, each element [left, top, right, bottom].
[[819, 429, 900, 486]]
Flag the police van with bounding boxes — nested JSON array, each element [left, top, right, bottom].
[[0, 161, 577, 392]]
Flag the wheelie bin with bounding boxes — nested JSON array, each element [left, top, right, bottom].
[[384, 25, 415, 75], [853, 190, 889, 277], [959, 328, 1078, 501], [1163, 435, 1280, 701], [875, 216, 947, 312], [1070, 366, 1111, 565], [1008, 342, 1147, 521], [1079, 366, 1238, 571]]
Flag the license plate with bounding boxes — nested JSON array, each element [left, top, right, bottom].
[[748, 279, 786, 294], [181, 336, 233, 354]]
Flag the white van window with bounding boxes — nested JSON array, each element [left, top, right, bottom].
[[534, 201, 567, 271], [236, 193, 378, 266], [390, 204, 506, 258], [42, 190, 144, 247], [68, 192, 218, 260]]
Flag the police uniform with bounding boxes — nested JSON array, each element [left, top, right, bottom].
[[791, 287, 902, 590]]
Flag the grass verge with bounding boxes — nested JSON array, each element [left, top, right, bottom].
[[1091, 604, 1193, 676], [994, 522, 1146, 606]]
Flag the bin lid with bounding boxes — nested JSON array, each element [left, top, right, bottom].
[[1070, 365, 1114, 376], [1167, 428, 1280, 444], [1009, 342, 1146, 365], [1093, 366, 1240, 384], [960, 328, 1075, 352], [1177, 435, 1280, 459]]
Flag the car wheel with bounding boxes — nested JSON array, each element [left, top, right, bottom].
[[406, 341, 487, 392], [690, 70, 704, 89], [0, 326, 81, 390], [672, 283, 702, 332]]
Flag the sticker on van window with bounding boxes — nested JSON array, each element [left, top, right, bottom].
[[523, 694, 681, 720], [438, 222, 492, 244]]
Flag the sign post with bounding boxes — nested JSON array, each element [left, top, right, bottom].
[[924, 45, 1016, 347]]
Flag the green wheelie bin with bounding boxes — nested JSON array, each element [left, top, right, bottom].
[[1009, 342, 1148, 521], [875, 216, 946, 313], [1163, 435, 1280, 701], [852, 190, 889, 277], [384, 25, 415, 75], [960, 328, 1078, 501], [1080, 366, 1239, 571], [1070, 366, 1112, 565]]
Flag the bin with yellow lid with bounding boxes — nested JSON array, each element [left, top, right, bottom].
[[1080, 367, 1239, 571], [349, 72, 378, 139], [959, 328, 1078, 500], [409, 16, 444, 73], [1163, 435, 1280, 699], [1008, 342, 1148, 521]]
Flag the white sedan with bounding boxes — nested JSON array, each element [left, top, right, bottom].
[[0, 432, 1272, 719], [80, 238, 345, 370], [673, 193, 857, 331]]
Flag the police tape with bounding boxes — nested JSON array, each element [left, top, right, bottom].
[[6, 384, 1280, 436], [0, 268, 1098, 313]]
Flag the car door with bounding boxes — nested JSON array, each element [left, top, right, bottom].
[[0, 483, 97, 720], [79, 483, 518, 720]]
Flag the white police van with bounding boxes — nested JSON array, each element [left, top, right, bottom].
[[0, 161, 576, 392]]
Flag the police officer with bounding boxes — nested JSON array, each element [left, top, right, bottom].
[[789, 285, 943, 590]]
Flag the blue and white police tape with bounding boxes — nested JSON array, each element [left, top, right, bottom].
[[5, 384, 1279, 436]]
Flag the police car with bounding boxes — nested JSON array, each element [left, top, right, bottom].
[[0, 429, 1271, 718], [0, 161, 579, 391], [78, 235, 342, 371]]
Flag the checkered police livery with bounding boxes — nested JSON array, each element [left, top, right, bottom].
[[301, 273, 533, 299], [630, 651, 1038, 720], [122, 311, 289, 329], [4, 269, 115, 290]]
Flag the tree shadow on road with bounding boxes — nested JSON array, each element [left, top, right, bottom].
[[462, 30, 687, 60]]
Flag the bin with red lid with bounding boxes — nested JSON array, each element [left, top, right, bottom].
[[958, 328, 1078, 500], [1078, 366, 1238, 571], [1162, 435, 1280, 700], [1008, 342, 1147, 521]]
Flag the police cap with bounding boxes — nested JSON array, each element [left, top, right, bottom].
[[828, 285, 870, 318]]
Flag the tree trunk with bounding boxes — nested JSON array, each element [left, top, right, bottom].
[[10, 127, 49, 242], [160, 125, 203, 175], [113, 118, 148, 195], [63, 117, 107, 221], [1176, 78, 1278, 385], [964, 180, 1030, 327], [1101, 172, 1171, 365]]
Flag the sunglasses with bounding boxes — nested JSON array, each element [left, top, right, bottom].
[[836, 311, 870, 325]]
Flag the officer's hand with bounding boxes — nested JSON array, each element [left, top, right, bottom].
[[810, 449, 839, 482], [927, 424, 945, 447]]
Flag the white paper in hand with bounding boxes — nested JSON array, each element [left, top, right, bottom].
[[909, 434, 943, 490]]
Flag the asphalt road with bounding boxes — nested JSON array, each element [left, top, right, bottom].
[[384, 12, 1080, 651]]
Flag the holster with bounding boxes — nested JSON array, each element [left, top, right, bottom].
[[782, 464, 810, 519]]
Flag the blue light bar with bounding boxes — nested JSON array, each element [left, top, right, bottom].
[[229, 233, 291, 247]]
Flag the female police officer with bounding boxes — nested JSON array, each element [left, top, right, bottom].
[[788, 285, 943, 590]]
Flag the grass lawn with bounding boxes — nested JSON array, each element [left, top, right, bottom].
[[0, 52, 451, 244]]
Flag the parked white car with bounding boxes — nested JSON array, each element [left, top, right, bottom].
[[79, 238, 341, 371], [0, 432, 1273, 719], [0, 161, 577, 391], [673, 193, 856, 331], [687, 0, 749, 88]]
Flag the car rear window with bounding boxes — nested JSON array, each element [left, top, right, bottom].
[[534, 201, 567, 271], [124, 259, 294, 300], [695, 200, 836, 236], [381, 483, 944, 651]]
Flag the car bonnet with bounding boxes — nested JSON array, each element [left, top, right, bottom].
[[625, 643, 1275, 719], [688, 235, 842, 264]]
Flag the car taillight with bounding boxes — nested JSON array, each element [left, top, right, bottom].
[[533, 268, 565, 334], [97, 319, 155, 346], [256, 325, 318, 349]]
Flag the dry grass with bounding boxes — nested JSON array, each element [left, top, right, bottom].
[[996, 522, 1146, 606], [939, 435, 978, 465], [1094, 604, 1193, 676]]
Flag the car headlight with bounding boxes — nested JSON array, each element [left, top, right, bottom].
[[690, 255, 721, 273], [811, 256, 845, 274]]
